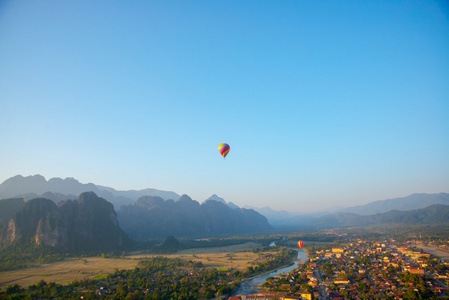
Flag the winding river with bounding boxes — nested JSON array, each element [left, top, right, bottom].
[[230, 248, 308, 296]]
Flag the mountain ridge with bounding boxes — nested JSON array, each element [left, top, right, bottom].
[[204, 194, 240, 210], [118, 195, 272, 239], [250, 192, 449, 227], [338, 192, 449, 215], [0, 175, 180, 209], [313, 204, 449, 228]]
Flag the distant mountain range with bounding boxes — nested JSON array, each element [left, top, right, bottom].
[[246, 206, 291, 225], [337, 193, 449, 215], [253, 193, 449, 227], [313, 204, 449, 228], [0, 175, 180, 209]]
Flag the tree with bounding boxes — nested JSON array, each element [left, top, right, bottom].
[[36, 280, 47, 289], [151, 290, 160, 299], [116, 284, 128, 298], [159, 236, 181, 253], [405, 287, 419, 300], [6, 284, 22, 295]]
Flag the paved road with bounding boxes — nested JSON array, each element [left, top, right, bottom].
[[314, 270, 328, 300]]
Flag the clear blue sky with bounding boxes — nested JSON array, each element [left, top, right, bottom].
[[1, 0, 448, 212]]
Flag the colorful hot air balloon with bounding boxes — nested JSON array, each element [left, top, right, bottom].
[[218, 143, 230, 159], [298, 241, 304, 249]]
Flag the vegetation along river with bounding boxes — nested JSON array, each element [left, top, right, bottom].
[[231, 249, 308, 296]]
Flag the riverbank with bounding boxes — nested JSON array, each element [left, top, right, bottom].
[[230, 249, 309, 297], [240, 251, 299, 282]]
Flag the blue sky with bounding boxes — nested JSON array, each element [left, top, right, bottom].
[[1, 0, 448, 212]]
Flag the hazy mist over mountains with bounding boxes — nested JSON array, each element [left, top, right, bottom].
[[242, 193, 448, 226], [0, 175, 180, 209], [0, 175, 265, 213], [0, 175, 448, 231], [337, 193, 449, 215]]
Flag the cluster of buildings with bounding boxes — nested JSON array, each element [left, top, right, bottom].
[[311, 240, 449, 299], [231, 239, 449, 299]]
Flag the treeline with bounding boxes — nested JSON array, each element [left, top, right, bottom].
[[0, 241, 65, 271], [0, 247, 296, 299], [136, 235, 275, 255], [180, 238, 253, 249]]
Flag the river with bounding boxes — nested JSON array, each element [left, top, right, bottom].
[[230, 249, 308, 297]]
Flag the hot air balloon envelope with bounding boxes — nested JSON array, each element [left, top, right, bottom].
[[298, 241, 304, 249], [218, 143, 230, 158]]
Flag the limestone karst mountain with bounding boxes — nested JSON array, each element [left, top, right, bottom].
[[118, 194, 272, 239], [0, 192, 133, 253]]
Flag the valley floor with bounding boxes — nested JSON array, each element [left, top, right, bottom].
[[0, 241, 263, 289], [0, 257, 139, 289]]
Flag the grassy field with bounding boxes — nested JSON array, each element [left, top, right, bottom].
[[0, 257, 139, 289], [0, 242, 263, 289], [131, 241, 263, 271]]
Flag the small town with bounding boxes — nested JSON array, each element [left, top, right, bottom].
[[231, 238, 449, 300]]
